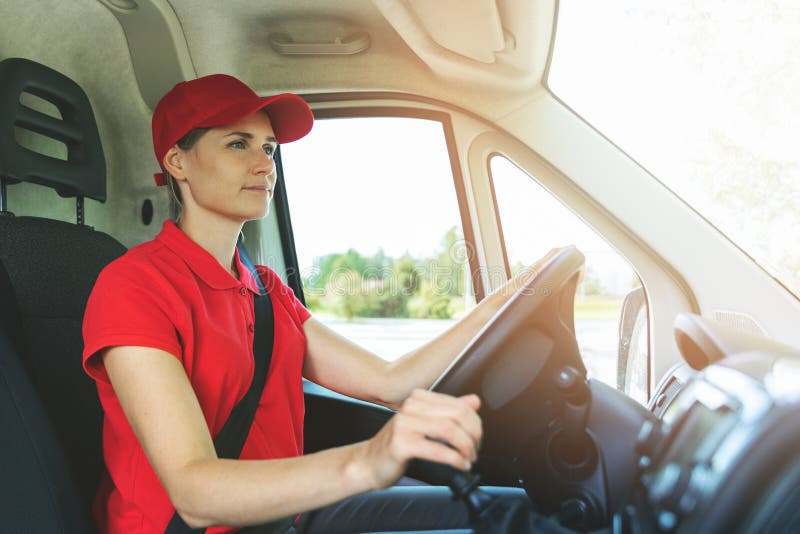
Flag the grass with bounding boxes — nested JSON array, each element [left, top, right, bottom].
[[574, 296, 623, 321]]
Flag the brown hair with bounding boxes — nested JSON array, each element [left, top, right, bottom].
[[167, 127, 210, 219]]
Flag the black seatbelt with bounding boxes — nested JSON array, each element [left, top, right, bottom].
[[166, 242, 291, 534], [213, 242, 273, 459]]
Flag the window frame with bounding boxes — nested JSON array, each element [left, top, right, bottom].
[[270, 144, 307, 305], [487, 151, 652, 399], [470, 130, 686, 398], [275, 106, 487, 306]]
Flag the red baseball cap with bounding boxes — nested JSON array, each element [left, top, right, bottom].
[[152, 74, 314, 186]]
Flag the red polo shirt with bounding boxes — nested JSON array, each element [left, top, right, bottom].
[[82, 220, 310, 533]]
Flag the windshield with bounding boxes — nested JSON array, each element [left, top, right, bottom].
[[548, 0, 800, 299]]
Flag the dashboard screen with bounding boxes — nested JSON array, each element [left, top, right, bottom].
[[661, 401, 735, 468]]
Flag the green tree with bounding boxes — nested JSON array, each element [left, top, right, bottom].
[[306, 227, 477, 319], [579, 266, 605, 296]]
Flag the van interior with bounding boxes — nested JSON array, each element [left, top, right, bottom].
[[2, 1, 800, 532]]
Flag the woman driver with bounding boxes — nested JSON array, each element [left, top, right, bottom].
[[82, 74, 531, 533]]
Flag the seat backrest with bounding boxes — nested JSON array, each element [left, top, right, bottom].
[[0, 217, 126, 509], [0, 262, 96, 533], [0, 57, 127, 531]]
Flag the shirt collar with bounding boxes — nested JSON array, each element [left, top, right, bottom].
[[156, 220, 261, 294]]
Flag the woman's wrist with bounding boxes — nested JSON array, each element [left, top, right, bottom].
[[342, 441, 382, 493]]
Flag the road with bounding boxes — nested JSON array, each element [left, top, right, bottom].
[[317, 316, 619, 390]]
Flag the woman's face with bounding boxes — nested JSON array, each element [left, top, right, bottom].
[[174, 111, 278, 223]]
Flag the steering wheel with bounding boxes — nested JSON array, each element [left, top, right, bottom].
[[432, 246, 587, 466]]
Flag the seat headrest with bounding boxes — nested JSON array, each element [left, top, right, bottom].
[[0, 58, 106, 202]]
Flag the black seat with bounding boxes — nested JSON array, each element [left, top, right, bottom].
[[0, 57, 127, 532]]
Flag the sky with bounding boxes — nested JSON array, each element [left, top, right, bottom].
[[280, 117, 462, 269]]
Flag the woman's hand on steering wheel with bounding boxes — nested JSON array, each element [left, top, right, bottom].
[[359, 389, 482, 489]]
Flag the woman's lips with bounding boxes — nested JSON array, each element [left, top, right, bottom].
[[243, 186, 271, 194]]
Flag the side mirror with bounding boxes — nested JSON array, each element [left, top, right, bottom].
[[616, 286, 649, 403]]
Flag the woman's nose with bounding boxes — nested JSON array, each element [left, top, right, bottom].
[[252, 151, 275, 177]]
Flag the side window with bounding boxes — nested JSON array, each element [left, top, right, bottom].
[[490, 156, 648, 403], [280, 116, 475, 360]]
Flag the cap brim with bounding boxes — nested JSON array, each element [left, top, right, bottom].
[[196, 93, 314, 144]]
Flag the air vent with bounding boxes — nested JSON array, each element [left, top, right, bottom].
[[651, 376, 683, 418]]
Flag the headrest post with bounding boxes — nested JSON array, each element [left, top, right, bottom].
[[76, 196, 84, 226], [1, 178, 7, 214]]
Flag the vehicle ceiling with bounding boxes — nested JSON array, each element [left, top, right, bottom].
[[165, 0, 554, 121], [1, 0, 556, 246]]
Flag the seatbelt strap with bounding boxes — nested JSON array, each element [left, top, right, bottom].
[[165, 241, 287, 534], [213, 241, 273, 458]]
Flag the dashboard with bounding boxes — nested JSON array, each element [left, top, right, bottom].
[[303, 303, 800, 534], [615, 315, 800, 533]]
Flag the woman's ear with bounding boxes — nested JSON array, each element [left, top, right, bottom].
[[162, 146, 187, 181]]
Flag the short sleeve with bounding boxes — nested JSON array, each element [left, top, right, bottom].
[[82, 259, 184, 384], [292, 292, 312, 323], [256, 265, 311, 325]]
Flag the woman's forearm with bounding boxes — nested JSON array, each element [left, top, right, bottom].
[[175, 388, 487, 528], [381, 289, 505, 407], [302, 253, 559, 410], [174, 441, 375, 528], [381, 253, 557, 407]]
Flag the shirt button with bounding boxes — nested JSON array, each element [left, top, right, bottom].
[[239, 287, 247, 296], [248, 323, 255, 333]]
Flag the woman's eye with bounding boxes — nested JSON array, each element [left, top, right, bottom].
[[229, 140, 246, 149], [263, 144, 275, 157]]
